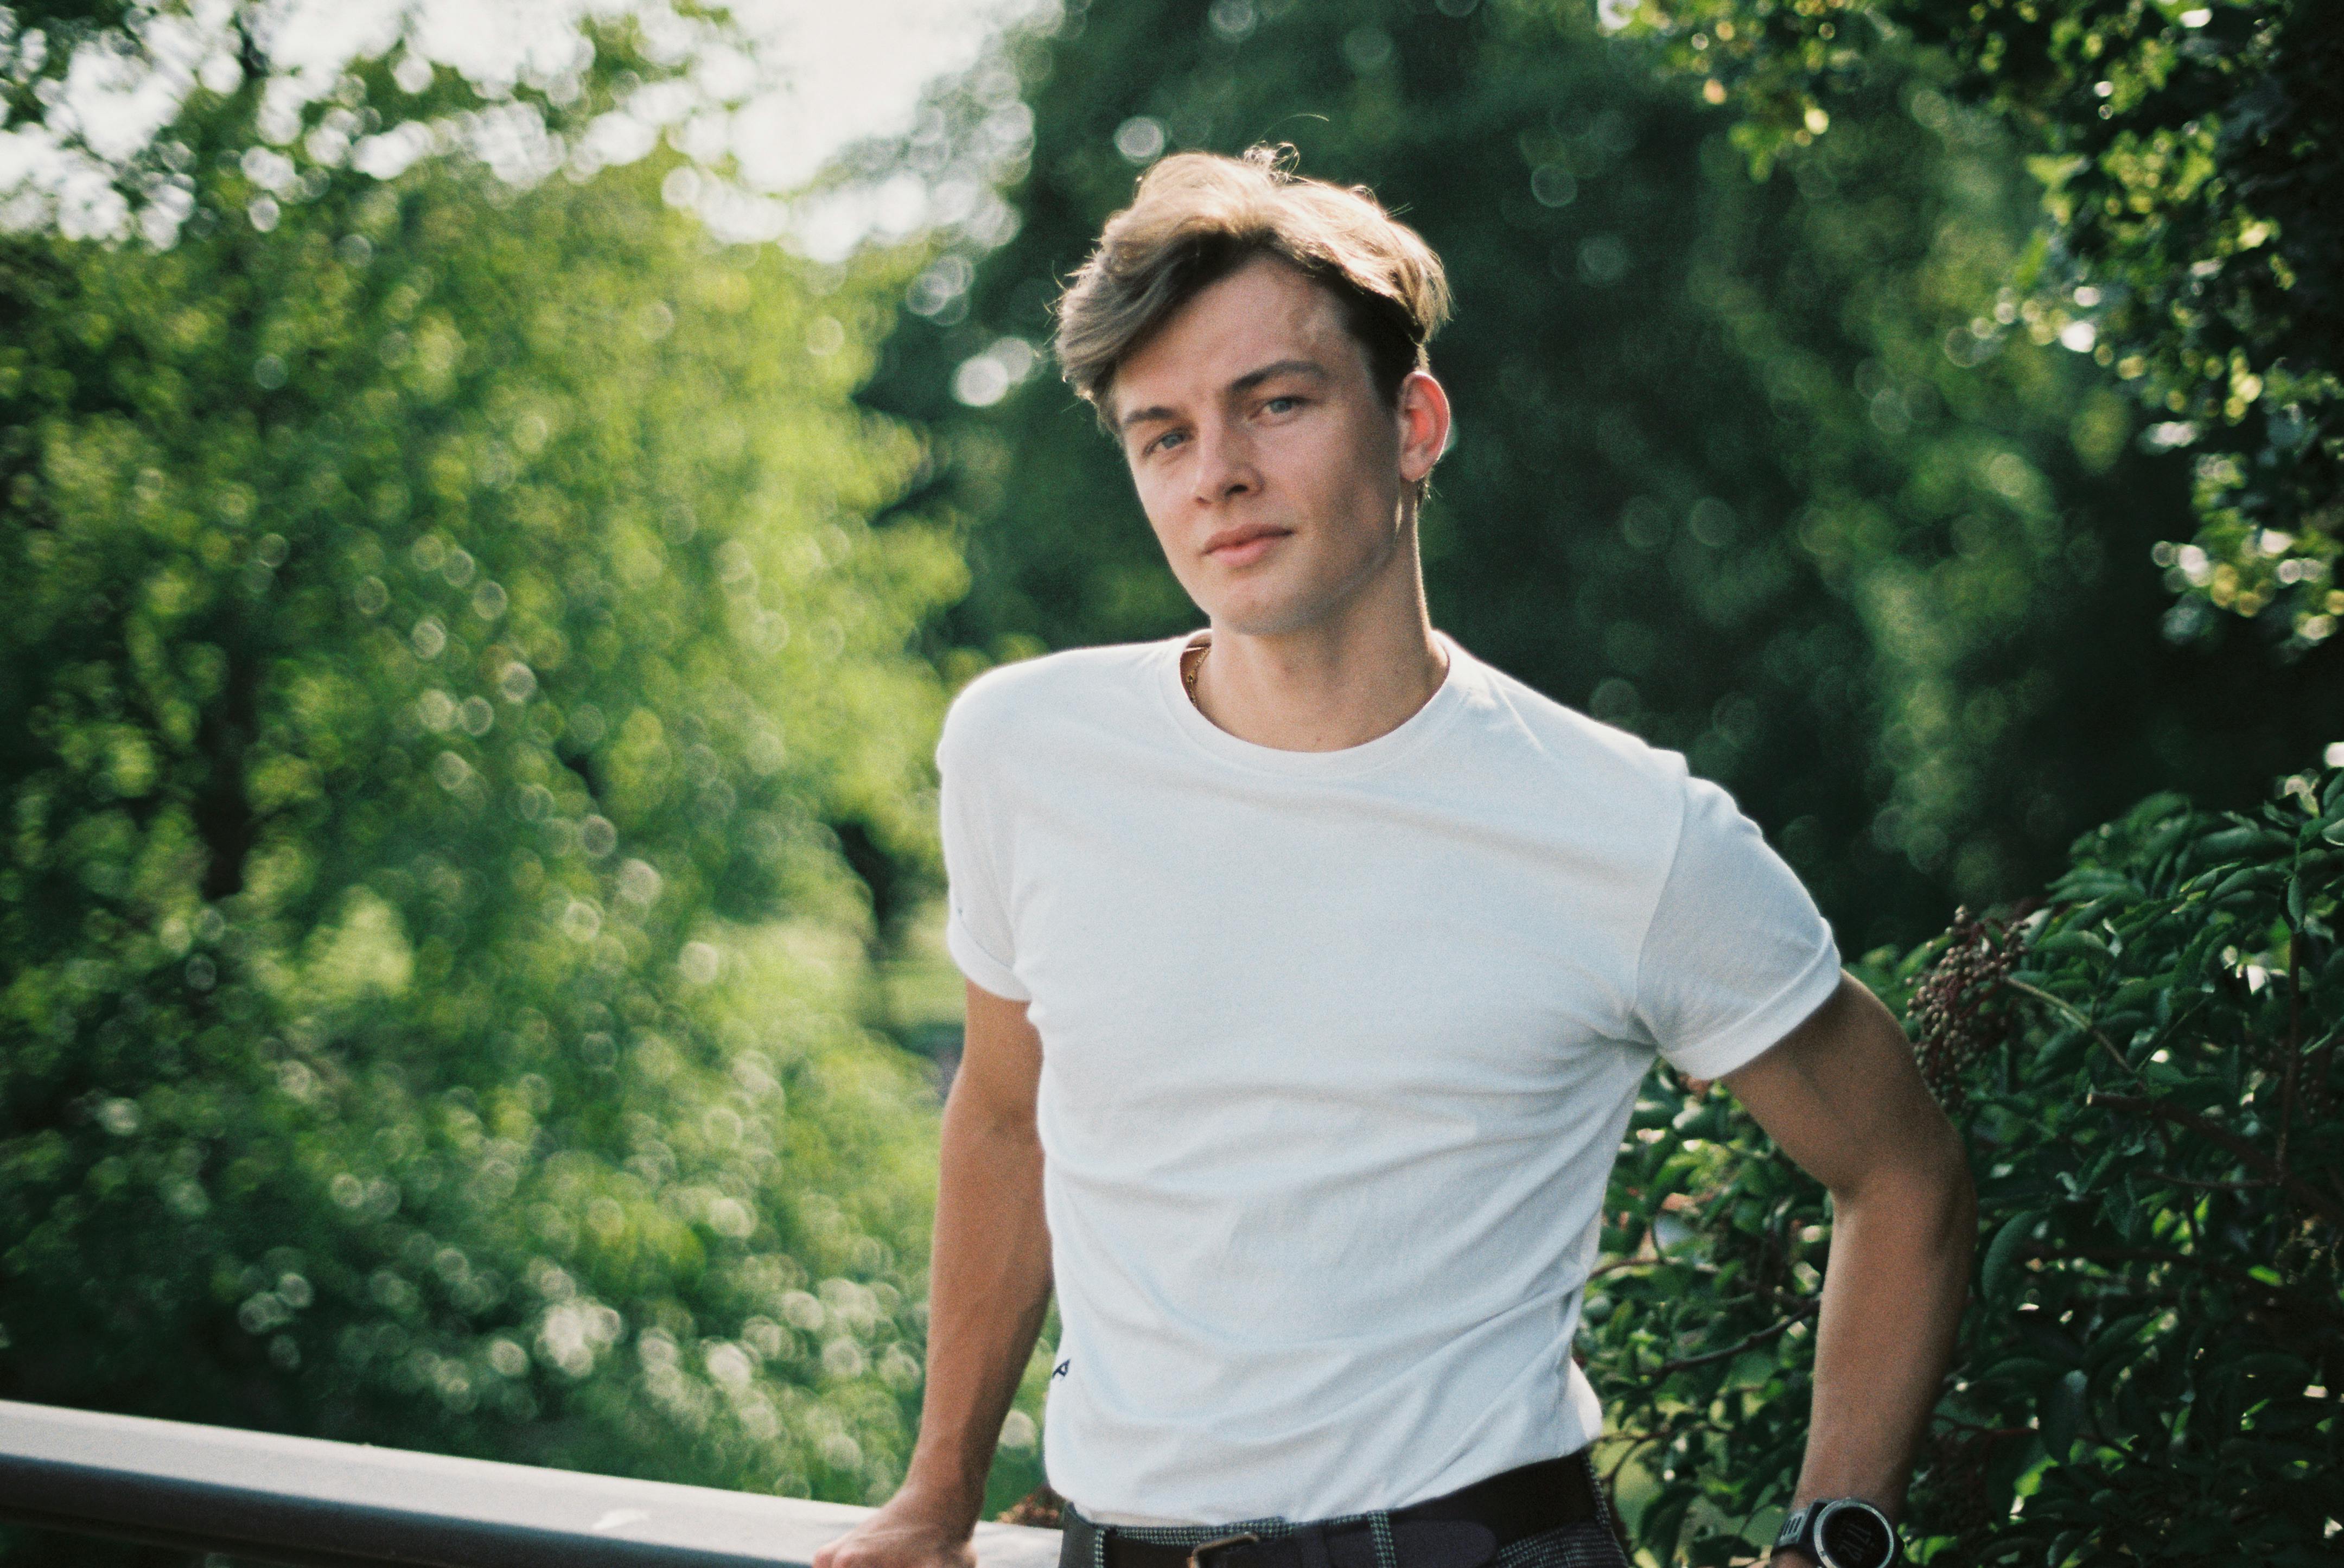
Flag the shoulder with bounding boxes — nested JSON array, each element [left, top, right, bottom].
[[1450, 646, 1692, 818], [1466, 652, 1793, 897], [939, 639, 1174, 764]]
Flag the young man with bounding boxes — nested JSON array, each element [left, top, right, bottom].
[[815, 148, 1973, 1568]]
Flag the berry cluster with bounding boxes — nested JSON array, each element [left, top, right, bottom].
[[1909, 907, 2030, 1113]]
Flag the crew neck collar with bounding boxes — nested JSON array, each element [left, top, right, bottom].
[[1154, 629, 1474, 779]]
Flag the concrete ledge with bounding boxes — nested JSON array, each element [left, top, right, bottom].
[[0, 1399, 1063, 1568]]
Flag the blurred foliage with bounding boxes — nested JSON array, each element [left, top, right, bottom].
[[0, 6, 982, 1555], [0, 1, 730, 157], [0, 0, 145, 129], [857, 0, 2344, 954], [1619, 0, 2342, 649], [1581, 768, 2342, 1564], [3, 3, 2340, 1564]]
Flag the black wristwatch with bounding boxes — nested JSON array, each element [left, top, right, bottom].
[[1774, 1498, 1899, 1568]]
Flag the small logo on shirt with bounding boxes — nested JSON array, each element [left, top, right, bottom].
[[1052, 1358, 1071, 1380]]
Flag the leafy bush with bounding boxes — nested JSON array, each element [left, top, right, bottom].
[[0, 28, 962, 1550], [1579, 766, 2342, 1563]]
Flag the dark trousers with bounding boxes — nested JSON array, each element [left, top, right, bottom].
[[1056, 1452, 1630, 1568]]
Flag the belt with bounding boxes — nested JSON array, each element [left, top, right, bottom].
[[1060, 1452, 1603, 1568]]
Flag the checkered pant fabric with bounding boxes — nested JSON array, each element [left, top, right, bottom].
[[1491, 1521, 1631, 1568]]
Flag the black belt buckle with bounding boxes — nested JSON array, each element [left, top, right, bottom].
[[1187, 1532, 1262, 1568]]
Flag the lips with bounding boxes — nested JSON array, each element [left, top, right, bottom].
[[1203, 524, 1291, 565]]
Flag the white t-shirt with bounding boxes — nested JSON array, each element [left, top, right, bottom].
[[936, 633, 1840, 1525]]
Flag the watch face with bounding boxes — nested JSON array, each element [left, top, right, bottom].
[[1815, 1500, 1895, 1568]]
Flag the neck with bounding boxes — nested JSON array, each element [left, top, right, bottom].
[[1189, 558, 1447, 753]]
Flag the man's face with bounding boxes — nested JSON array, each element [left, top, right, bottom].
[[1110, 256, 1443, 638]]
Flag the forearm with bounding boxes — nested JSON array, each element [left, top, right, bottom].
[[895, 1079, 1054, 1529], [1790, 1152, 1975, 1520]]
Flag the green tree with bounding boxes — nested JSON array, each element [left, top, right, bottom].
[[1616, 0, 2342, 648], [0, 14, 965, 1556], [859, 0, 2343, 953]]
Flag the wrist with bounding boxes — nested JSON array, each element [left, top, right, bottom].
[[883, 1472, 984, 1534], [1774, 1497, 1899, 1568]]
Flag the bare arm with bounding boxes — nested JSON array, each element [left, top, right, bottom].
[[1719, 973, 1976, 1556], [815, 982, 1053, 1568]]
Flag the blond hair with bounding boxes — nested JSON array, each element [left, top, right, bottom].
[[1053, 145, 1451, 428]]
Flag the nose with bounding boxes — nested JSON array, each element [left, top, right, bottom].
[[1189, 418, 1258, 507]]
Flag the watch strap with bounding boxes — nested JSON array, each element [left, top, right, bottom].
[[1774, 1503, 1812, 1556], [1773, 1498, 1899, 1568]]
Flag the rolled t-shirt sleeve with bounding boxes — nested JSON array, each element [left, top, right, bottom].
[[937, 701, 1030, 1003], [1633, 774, 1842, 1080]]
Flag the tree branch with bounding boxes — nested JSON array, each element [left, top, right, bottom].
[[2007, 979, 2137, 1079], [1652, 1306, 1816, 1376], [2280, 925, 2303, 1172], [2087, 1092, 2344, 1230], [2150, 1172, 2276, 1196], [2038, 1243, 2341, 1324]]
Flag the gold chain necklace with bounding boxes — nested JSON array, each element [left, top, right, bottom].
[[1183, 638, 1450, 717]]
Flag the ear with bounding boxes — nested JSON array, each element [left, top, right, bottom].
[[1394, 369, 1451, 489]]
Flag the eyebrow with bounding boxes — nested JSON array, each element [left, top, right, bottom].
[[1117, 358, 1331, 432]]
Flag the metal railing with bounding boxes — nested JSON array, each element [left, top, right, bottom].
[[0, 1399, 1063, 1568]]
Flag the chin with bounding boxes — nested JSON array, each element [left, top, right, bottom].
[[1201, 592, 1340, 639], [1196, 553, 1394, 639]]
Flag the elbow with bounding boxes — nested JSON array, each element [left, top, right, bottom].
[[1930, 1134, 1978, 1306], [1933, 1115, 1977, 1225], [940, 1077, 1041, 1152], [1833, 1118, 1974, 1241], [1910, 1116, 1974, 1238], [1919, 1125, 1977, 1262], [1944, 1156, 1978, 1258]]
